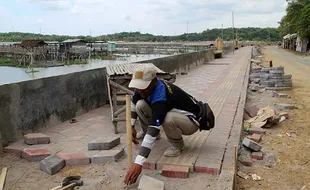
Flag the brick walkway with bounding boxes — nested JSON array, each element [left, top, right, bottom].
[[4, 47, 252, 179]]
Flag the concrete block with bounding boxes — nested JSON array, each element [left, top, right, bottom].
[[88, 136, 120, 150], [22, 149, 52, 162], [283, 75, 292, 79], [24, 133, 50, 145], [138, 175, 164, 190], [260, 81, 275, 87], [269, 70, 284, 74], [162, 165, 189, 178], [244, 105, 259, 118], [242, 137, 262, 152], [251, 68, 261, 73], [248, 134, 262, 143], [251, 152, 264, 160], [57, 153, 90, 166], [40, 154, 65, 175], [274, 103, 296, 110], [91, 149, 124, 163]]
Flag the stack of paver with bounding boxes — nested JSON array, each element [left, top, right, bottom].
[[6, 133, 124, 175], [249, 66, 292, 90]]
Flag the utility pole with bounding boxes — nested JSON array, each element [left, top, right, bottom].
[[222, 24, 224, 39], [186, 21, 189, 41], [232, 11, 235, 54]]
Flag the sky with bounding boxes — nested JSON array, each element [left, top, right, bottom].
[[0, 0, 288, 36]]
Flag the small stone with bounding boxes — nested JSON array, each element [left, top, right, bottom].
[[278, 111, 289, 119], [242, 137, 262, 152], [274, 103, 297, 110], [277, 93, 290, 98]]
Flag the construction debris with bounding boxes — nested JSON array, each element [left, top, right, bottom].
[[251, 174, 262, 181]]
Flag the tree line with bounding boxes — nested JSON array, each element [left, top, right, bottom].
[[0, 27, 282, 42], [278, 0, 310, 39]]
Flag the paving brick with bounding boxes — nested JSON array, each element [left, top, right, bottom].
[[91, 149, 124, 164], [244, 105, 259, 117], [22, 149, 52, 162], [248, 134, 262, 143], [194, 162, 221, 175], [239, 157, 252, 166], [274, 103, 296, 110], [138, 175, 164, 190], [57, 153, 90, 166], [88, 136, 120, 150], [161, 165, 189, 178], [24, 133, 50, 145], [242, 137, 262, 152], [248, 128, 266, 135], [3, 144, 26, 157], [40, 154, 65, 175], [251, 152, 263, 160]]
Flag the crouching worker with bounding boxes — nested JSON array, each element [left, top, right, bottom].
[[124, 64, 215, 185]]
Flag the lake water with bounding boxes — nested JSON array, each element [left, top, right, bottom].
[[0, 54, 170, 85]]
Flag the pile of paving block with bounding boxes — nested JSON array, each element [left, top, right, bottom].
[[249, 66, 292, 90], [5, 133, 124, 175]]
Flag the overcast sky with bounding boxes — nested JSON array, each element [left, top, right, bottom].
[[0, 0, 288, 36]]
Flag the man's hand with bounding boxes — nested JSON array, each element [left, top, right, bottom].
[[131, 125, 139, 145], [124, 163, 142, 185]]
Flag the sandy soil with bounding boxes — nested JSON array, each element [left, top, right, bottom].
[[237, 46, 310, 190]]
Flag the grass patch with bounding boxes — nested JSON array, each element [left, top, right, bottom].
[[0, 58, 14, 66]]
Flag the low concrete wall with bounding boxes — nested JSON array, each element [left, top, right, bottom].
[[136, 49, 215, 73], [0, 69, 108, 145], [0, 49, 216, 144]]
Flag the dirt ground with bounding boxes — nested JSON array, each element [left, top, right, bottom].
[[237, 46, 310, 190]]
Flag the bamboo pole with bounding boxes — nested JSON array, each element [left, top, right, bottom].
[[234, 145, 237, 190], [0, 167, 8, 190], [126, 95, 132, 169]]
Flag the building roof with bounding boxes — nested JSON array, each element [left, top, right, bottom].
[[20, 40, 47, 48], [62, 39, 87, 43]]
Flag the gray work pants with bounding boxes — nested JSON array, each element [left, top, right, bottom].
[[135, 100, 199, 143]]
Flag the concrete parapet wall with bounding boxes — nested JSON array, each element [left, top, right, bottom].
[[0, 49, 219, 144], [0, 69, 108, 145], [136, 49, 215, 73]]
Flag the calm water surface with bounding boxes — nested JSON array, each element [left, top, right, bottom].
[[0, 54, 170, 85]]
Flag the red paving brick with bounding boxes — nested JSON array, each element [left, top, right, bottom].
[[251, 152, 263, 160], [22, 149, 52, 162], [24, 133, 50, 145], [57, 153, 90, 166], [161, 165, 189, 178]]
